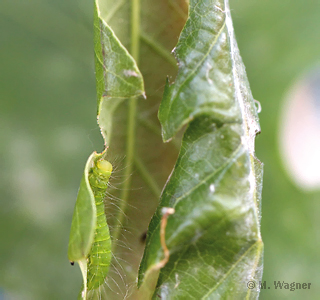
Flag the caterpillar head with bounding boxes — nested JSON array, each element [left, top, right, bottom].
[[96, 159, 112, 179], [89, 159, 113, 190]]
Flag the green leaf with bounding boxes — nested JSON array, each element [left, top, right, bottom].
[[68, 152, 97, 264], [94, 0, 145, 146], [71, 0, 263, 298], [88, 0, 187, 298], [68, 0, 149, 297], [139, 0, 263, 298], [68, 152, 98, 299], [69, 150, 114, 299]]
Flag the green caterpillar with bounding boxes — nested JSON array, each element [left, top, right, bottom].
[[86, 159, 113, 290]]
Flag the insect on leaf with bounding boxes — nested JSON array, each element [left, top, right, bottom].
[[68, 152, 98, 299], [68, 0, 146, 298], [89, 0, 187, 298]]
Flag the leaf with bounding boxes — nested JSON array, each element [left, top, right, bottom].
[[94, 0, 145, 146], [139, 0, 264, 298], [89, 0, 187, 298], [71, 0, 263, 298], [68, 0, 152, 296], [68, 152, 98, 299], [68, 152, 97, 264], [69, 150, 115, 300]]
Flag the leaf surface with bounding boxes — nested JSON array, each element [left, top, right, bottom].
[[94, 0, 145, 145], [68, 152, 97, 263], [71, 0, 263, 298], [87, 0, 187, 298], [139, 0, 263, 298]]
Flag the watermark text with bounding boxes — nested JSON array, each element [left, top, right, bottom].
[[247, 280, 311, 291]]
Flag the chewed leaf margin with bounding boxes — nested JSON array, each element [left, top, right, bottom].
[[94, 0, 145, 146], [138, 0, 263, 298]]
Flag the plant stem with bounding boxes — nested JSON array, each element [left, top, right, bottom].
[[130, 0, 140, 61], [112, 0, 140, 245]]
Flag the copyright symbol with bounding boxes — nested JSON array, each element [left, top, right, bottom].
[[247, 281, 255, 289]]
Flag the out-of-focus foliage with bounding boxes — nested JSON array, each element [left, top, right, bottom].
[[0, 0, 319, 299], [279, 69, 320, 191]]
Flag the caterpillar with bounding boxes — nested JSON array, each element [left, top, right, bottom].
[[86, 158, 113, 290]]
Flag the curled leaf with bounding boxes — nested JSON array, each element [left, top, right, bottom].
[[68, 152, 97, 264], [139, 0, 263, 298]]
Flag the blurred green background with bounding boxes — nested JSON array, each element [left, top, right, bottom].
[[1, 0, 319, 299]]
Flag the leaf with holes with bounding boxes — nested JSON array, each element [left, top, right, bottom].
[[69, 0, 187, 298], [69, 0, 263, 299], [83, 0, 188, 298]]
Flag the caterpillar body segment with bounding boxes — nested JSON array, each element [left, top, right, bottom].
[[86, 158, 113, 290]]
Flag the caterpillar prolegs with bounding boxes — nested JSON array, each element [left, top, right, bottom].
[[86, 159, 113, 290]]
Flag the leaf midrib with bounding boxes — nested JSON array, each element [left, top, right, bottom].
[[200, 240, 262, 299], [166, 20, 227, 132], [112, 0, 141, 245], [144, 135, 243, 256]]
